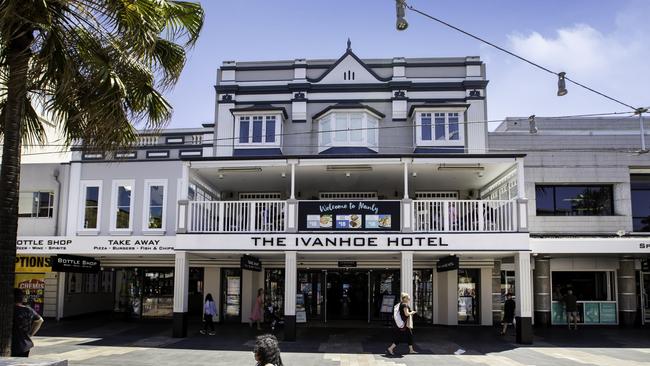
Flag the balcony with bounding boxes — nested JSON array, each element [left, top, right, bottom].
[[181, 199, 520, 234]]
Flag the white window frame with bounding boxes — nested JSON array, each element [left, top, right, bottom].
[[317, 110, 381, 152], [78, 180, 103, 233], [414, 108, 466, 147], [18, 191, 55, 218], [233, 112, 283, 149], [110, 179, 135, 233], [142, 179, 168, 233]]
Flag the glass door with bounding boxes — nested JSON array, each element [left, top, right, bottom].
[[326, 270, 368, 321], [413, 269, 433, 324], [370, 270, 399, 321], [265, 269, 284, 318], [221, 268, 242, 323], [297, 270, 324, 321], [458, 268, 480, 324]]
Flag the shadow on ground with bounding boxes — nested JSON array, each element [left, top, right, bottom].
[[37, 315, 650, 355]]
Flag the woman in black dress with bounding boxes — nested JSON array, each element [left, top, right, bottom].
[[386, 292, 417, 355]]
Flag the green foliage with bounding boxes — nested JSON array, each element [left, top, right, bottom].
[[0, 0, 205, 150]]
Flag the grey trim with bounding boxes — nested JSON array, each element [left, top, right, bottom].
[[292, 119, 307, 123], [214, 81, 489, 95], [179, 149, 203, 158], [182, 152, 526, 162], [408, 103, 471, 117], [218, 60, 482, 72], [311, 103, 386, 120], [165, 136, 185, 144], [146, 150, 170, 159], [306, 49, 391, 83], [229, 105, 289, 119], [114, 151, 137, 160], [219, 97, 483, 106], [82, 152, 104, 160]]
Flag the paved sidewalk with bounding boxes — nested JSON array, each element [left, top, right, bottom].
[[22, 317, 650, 366]]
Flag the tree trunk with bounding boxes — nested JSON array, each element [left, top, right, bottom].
[[0, 30, 33, 357]]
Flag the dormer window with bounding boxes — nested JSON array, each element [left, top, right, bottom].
[[412, 107, 466, 148]]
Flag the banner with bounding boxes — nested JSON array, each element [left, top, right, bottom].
[[15, 255, 51, 273], [299, 200, 401, 231], [52, 254, 100, 273], [17, 236, 175, 254], [15, 273, 45, 315]]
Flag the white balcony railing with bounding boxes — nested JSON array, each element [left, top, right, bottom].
[[188, 201, 286, 233], [412, 200, 517, 232]]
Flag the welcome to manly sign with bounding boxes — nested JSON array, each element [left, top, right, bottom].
[[17, 236, 175, 254], [176, 233, 530, 251]]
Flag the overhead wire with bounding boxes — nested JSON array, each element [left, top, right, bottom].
[[404, 1, 642, 111]]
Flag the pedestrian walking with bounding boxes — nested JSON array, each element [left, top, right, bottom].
[[12, 288, 44, 357], [200, 293, 217, 335], [250, 288, 264, 330], [563, 289, 579, 330], [500, 293, 515, 335], [386, 292, 417, 355], [253, 334, 283, 366]]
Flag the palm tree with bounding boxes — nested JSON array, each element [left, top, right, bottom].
[[0, 0, 203, 355]]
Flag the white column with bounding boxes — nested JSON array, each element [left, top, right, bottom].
[[173, 251, 190, 314], [172, 251, 190, 337], [400, 251, 413, 298], [514, 251, 532, 318], [65, 162, 81, 235], [516, 158, 526, 199], [480, 267, 493, 325], [284, 251, 297, 340], [403, 161, 409, 199], [290, 162, 296, 199]]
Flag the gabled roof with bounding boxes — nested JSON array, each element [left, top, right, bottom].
[[307, 42, 391, 84]]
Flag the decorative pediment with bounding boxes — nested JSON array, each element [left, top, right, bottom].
[[307, 39, 390, 84]]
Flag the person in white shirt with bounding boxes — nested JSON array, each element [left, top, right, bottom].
[[200, 293, 217, 336]]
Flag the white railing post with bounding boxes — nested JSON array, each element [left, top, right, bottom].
[[478, 201, 485, 232], [249, 202, 256, 232], [443, 201, 450, 232], [217, 202, 224, 232]]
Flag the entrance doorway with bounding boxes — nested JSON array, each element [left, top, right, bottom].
[[221, 268, 242, 323], [370, 270, 400, 321], [326, 271, 368, 321], [298, 270, 324, 321], [458, 268, 480, 324]]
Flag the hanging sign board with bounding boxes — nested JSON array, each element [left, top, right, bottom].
[[52, 254, 100, 273], [380, 295, 396, 313], [436, 255, 459, 272], [299, 200, 401, 231], [241, 254, 262, 272]]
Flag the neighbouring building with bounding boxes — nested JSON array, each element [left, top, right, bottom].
[[14, 42, 650, 344]]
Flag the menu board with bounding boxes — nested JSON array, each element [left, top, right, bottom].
[[15, 273, 45, 315], [299, 201, 401, 231]]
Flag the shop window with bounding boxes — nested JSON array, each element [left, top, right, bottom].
[[413, 269, 433, 323], [551, 271, 614, 301], [265, 269, 285, 318], [143, 180, 167, 231], [631, 174, 650, 232], [110, 180, 134, 231], [18, 191, 54, 218], [535, 185, 613, 216]]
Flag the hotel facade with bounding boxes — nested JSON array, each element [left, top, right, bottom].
[[14, 44, 650, 344]]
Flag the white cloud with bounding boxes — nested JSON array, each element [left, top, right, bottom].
[[485, 3, 650, 127]]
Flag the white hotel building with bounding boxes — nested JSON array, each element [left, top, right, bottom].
[[14, 43, 650, 344]]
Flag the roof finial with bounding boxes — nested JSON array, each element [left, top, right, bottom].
[[347, 38, 352, 51]]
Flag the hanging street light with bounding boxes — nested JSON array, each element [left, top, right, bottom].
[[557, 72, 568, 96], [396, 0, 408, 31]]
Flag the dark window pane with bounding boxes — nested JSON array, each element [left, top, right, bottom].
[[116, 207, 130, 229], [633, 217, 650, 232], [252, 117, 263, 143], [535, 186, 555, 215], [554, 186, 612, 216], [421, 114, 432, 141], [149, 207, 163, 229], [150, 186, 164, 207], [630, 174, 650, 189], [86, 186, 99, 205], [239, 119, 249, 143], [265, 118, 276, 143], [84, 207, 98, 229], [117, 186, 132, 207], [631, 190, 650, 217]]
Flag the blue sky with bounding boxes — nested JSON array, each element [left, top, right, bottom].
[[163, 0, 650, 129]]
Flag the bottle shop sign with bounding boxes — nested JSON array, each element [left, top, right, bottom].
[[51, 254, 100, 273]]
